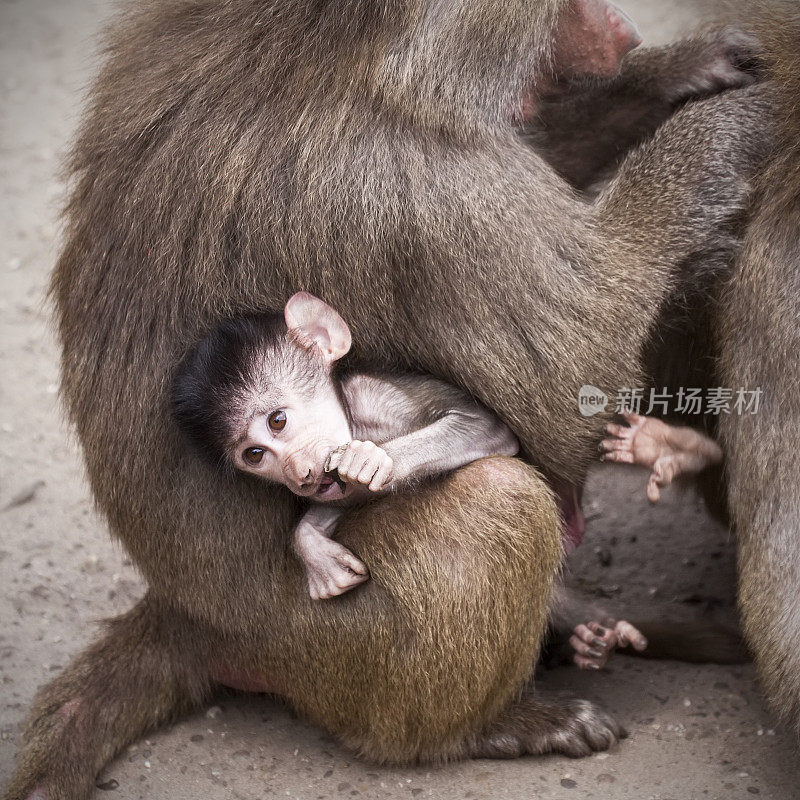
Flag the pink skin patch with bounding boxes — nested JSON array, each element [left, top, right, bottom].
[[553, 0, 642, 80], [550, 479, 586, 554], [517, 0, 642, 120], [56, 698, 80, 721]]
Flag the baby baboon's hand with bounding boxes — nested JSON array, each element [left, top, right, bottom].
[[326, 440, 395, 492], [298, 535, 369, 601], [570, 620, 648, 670]]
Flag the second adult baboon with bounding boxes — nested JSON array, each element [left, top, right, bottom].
[[2, 1, 786, 799], [716, 0, 800, 736]]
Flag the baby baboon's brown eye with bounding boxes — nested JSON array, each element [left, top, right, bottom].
[[268, 410, 287, 431], [242, 447, 265, 465]]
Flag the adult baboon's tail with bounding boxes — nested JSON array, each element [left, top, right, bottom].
[[717, 0, 800, 733]]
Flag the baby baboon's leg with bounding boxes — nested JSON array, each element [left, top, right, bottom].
[[548, 586, 647, 670], [547, 586, 744, 669], [3, 596, 210, 800], [299, 458, 622, 765]]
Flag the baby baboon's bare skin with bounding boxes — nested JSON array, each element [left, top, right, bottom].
[[599, 412, 723, 503], [300, 370, 520, 599], [175, 292, 520, 600]]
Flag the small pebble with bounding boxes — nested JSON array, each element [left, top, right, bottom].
[[560, 778, 577, 789], [3, 481, 45, 511]]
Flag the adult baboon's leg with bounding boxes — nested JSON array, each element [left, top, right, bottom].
[[3, 596, 211, 800]]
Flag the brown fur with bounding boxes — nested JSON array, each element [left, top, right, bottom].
[[2, 1, 787, 797], [716, 0, 800, 735]]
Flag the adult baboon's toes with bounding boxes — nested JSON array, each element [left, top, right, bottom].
[[470, 695, 624, 760], [563, 699, 626, 754]]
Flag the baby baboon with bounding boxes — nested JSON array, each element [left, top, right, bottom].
[[3, 0, 790, 798], [172, 292, 655, 670], [172, 292, 519, 599]]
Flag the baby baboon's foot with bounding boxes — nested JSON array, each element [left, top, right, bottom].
[[300, 537, 369, 600], [599, 412, 722, 503], [570, 620, 648, 669], [471, 696, 624, 759]]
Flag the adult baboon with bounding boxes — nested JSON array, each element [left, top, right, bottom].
[[715, 0, 800, 736], [3, 0, 791, 798]]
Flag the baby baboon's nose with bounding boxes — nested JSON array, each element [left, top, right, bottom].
[[296, 465, 318, 489]]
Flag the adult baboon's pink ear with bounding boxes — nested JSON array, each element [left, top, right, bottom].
[[284, 292, 352, 364], [552, 0, 643, 79]]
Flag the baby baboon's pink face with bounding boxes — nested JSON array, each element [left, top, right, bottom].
[[233, 381, 353, 500], [232, 291, 356, 501]]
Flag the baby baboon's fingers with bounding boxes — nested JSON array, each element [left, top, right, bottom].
[[614, 621, 648, 651], [569, 634, 605, 660], [356, 460, 380, 486], [599, 437, 632, 452], [646, 474, 662, 503], [620, 411, 646, 428], [336, 443, 360, 477], [338, 553, 368, 576], [369, 460, 393, 491], [600, 449, 635, 464], [574, 654, 603, 670], [325, 444, 349, 473], [587, 622, 617, 649], [575, 623, 610, 650], [309, 585, 325, 601], [604, 422, 632, 439]]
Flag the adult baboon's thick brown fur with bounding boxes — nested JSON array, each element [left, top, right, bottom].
[[3, 0, 795, 798], [716, 0, 800, 735]]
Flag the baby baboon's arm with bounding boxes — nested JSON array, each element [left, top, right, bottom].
[[293, 504, 368, 601], [380, 408, 520, 486], [335, 374, 520, 491]]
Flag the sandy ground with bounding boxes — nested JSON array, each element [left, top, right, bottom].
[[1, 0, 798, 798]]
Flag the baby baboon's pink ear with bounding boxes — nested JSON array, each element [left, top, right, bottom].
[[284, 292, 352, 364], [552, 0, 642, 80]]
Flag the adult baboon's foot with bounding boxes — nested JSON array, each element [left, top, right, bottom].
[[469, 695, 624, 759]]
